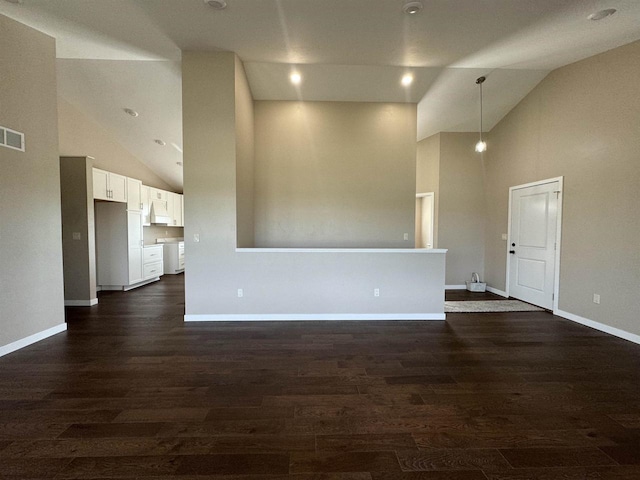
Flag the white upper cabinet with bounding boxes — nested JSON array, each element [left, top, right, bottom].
[[92, 168, 109, 201], [126, 177, 142, 212], [93, 168, 127, 203], [141, 185, 150, 226], [174, 193, 183, 227], [149, 187, 168, 202], [167, 192, 183, 226]]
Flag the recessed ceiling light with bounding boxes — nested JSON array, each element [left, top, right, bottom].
[[204, 0, 227, 9], [123, 108, 139, 117], [154, 139, 166, 146], [402, 1, 423, 15], [588, 8, 617, 21], [290, 72, 302, 85], [401, 74, 414, 86]]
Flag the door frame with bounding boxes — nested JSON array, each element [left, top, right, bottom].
[[416, 192, 435, 249], [505, 176, 563, 311]]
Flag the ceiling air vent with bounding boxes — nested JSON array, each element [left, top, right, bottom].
[[0, 126, 25, 152]]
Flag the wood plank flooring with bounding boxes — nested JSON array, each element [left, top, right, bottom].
[[0, 275, 639, 479]]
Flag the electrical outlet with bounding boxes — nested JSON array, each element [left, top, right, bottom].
[[403, 233, 409, 241], [374, 288, 380, 297], [237, 288, 244, 298], [593, 293, 600, 304], [72, 232, 81, 241], [193, 233, 200, 243]]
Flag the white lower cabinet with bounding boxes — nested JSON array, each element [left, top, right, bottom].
[[162, 241, 185, 274], [143, 245, 164, 280]]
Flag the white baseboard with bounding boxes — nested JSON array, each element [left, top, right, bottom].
[[185, 313, 446, 322], [445, 285, 466, 290], [0, 323, 67, 358], [486, 287, 508, 298], [554, 309, 640, 345], [64, 298, 98, 307]]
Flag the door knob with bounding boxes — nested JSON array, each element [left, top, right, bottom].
[[509, 250, 516, 254]]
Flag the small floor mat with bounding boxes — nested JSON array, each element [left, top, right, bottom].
[[445, 300, 545, 313]]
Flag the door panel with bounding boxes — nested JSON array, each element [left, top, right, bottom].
[[509, 181, 559, 309]]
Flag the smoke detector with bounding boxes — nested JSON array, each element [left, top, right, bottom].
[[204, 0, 227, 9], [403, 1, 423, 15]]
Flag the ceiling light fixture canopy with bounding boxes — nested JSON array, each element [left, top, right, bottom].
[[588, 8, 616, 21], [123, 108, 139, 117], [402, 1, 423, 15], [475, 76, 487, 153], [401, 74, 413, 86], [204, 0, 227, 9]]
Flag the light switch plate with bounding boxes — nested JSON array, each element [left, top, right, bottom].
[[193, 234, 200, 243]]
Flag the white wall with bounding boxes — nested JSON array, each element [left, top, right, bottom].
[[485, 40, 640, 335], [0, 15, 65, 349]]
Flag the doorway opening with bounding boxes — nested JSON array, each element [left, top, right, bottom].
[[415, 192, 435, 249]]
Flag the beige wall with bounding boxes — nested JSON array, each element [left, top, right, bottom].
[[439, 133, 485, 285], [235, 57, 255, 248], [254, 101, 417, 248], [485, 40, 640, 335], [416, 132, 485, 285], [58, 98, 173, 191], [182, 52, 445, 318], [60, 156, 97, 303], [0, 15, 65, 347], [416, 133, 440, 246]]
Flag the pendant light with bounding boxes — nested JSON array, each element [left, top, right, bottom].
[[475, 76, 487, 153]]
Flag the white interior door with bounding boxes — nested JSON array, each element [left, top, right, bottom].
[[508, 180, 560, 309]]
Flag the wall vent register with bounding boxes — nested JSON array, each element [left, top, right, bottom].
[[0, 126, 25, 152]]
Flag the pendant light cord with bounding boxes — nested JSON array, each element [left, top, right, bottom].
[[476, 76, 486, 147]]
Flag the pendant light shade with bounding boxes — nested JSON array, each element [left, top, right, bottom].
[[475, 76, 487, 153]]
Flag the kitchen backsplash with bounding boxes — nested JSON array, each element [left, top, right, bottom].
[[144, 225, 184, 245]]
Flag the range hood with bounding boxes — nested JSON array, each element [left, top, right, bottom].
[[150, 200, 171, 225]]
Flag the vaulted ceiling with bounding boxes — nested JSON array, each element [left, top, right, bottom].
[[2, 0, 639, 189]]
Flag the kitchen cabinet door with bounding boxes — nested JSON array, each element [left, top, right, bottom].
[[127, 211, 143, 284], [141, 185, 150, 226], [92, 168, 109, 201], [127, 178, 142, 211], [174, 194, 183, 227], [109, 173, 127, 203]]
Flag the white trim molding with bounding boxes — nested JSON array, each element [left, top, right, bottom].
[[185, 313, 445, 322], [445, 285, 466, 290], [64, 298, 98, 307], [486, 286, 508, 298], [0, 323, 67, 358], [554, 309, 640, 345], [237, 248, 447, 254]]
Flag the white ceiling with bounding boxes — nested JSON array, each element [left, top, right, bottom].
[[2, 0, 640, 189]]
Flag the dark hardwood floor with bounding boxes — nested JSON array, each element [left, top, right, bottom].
[[1, 275, 639, 479]]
